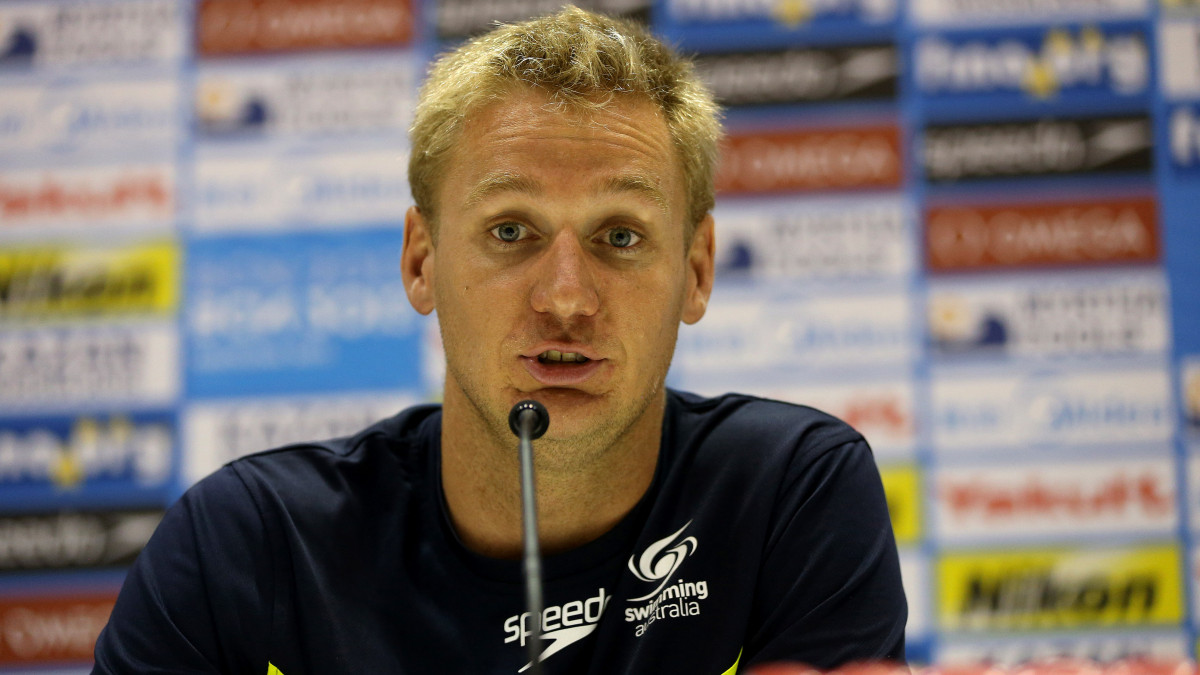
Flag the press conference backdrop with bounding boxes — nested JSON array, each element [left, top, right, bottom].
[[0, 0, 1198, 670]]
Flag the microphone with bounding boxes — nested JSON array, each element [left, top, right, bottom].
[[508, 400, 549, 675]]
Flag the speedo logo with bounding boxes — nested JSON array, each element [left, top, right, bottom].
[[623, 522, 710, 636], [502, 587, 611, 673], [916, 27, 1148, 98]]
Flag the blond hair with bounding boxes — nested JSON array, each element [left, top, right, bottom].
[[408, 6, 721, 235]]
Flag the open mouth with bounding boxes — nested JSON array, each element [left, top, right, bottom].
[[537, 349, 591, 364]]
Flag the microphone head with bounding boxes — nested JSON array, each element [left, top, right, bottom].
[[508, 399, 550, 440]]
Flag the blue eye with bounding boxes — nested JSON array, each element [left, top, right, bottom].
[[607, 228, 640, 248], [491, 222, 526, 242]]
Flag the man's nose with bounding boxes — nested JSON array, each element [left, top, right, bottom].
[[530, 231, 600, 320]]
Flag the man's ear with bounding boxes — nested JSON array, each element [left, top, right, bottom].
[[682, 214, 715, 325], [401, 206, 436, 316]]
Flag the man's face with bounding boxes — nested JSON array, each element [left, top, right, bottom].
[[403, 88, 714, 459]]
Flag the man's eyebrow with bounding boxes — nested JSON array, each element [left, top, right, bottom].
[[604, 174, 669, 216], [462, 172, 542, 210], [461, 171, 670, 216]]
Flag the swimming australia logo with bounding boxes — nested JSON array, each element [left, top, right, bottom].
[[627, 521, 698, 601], [624, 521, 710, 637]]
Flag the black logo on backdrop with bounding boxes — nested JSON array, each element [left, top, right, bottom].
[[693, 44, 897, 107], [0, 508, 164, 573], [436, 0, 649, 40], [923, 116, 1152, 183]]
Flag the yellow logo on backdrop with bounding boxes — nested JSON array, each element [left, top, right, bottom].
[[1162, 0, 1200, 10], [772, 0, 813, 26], [879, 465, 921, 545], [1020, 27, 1108, 99], [0, 241, 178, 320], [938, 544, 1182, 631]]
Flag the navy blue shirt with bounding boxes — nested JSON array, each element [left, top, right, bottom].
[[94, 391, 906, 674]]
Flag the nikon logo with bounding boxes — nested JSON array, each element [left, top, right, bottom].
[[958, 570, 1157, 629], [0, 243, 176, 319], [939, 546, 1183, 631]]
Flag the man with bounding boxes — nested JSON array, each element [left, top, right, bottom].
[[93, 8, 906, 674]]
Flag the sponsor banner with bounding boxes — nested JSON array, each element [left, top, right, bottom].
[[0, 241, 179, 322], [1168, 104, 1200, 171], [937, 544, 1184, 631], [182, 391, 417, 484], [1193, 544, 1200, 624], [716, 123, 903, 193], [1160, 20, 1200, 98], [1163, 0, 1200, 11], [914, 25, 1150, 104], [0, 324, 179, 411], [880, 464, 922, 545], [693, 44, 896, 107], [923, 116, 1153, 183], [1187, 452, 1200, 530], [714, 195, 913, 280], [197, 0, 415, 55], [0, 79, 180, 159], [912, 0, 1149, 27], [1184, 357, 1200, 431], [0, 591, 117, 667], [195, 55, 415, 138], [673, 286, 915, 375], [925, 196, 1160, 271], [934, 456, 1177, 541], [0, 164, 175, 233], [186, 229, 424, 397], [729, 379, 917, 458], [927, 274, 1169, 357], [0, 413, 174, 508], [930, 367, 1174, 450], [936, 630, 1188, 666], [900, 550, 931, 640], [0, 508, 163, 574], [193, 149, 408, 231], [436, 0, 649, 40], [662, 0, 897, 30], [0, 0, 184, 69]]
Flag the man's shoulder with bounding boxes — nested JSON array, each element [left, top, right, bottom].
[[667, 389, 864, 451], [206, 402, 442, 506], [664, 388, 870, 483]]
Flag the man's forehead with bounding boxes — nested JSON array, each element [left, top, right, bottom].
[[444, 90, 683, 215], [462, 170, 671, 216]]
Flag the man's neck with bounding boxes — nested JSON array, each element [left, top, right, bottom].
[[439, 386, 663, 560]]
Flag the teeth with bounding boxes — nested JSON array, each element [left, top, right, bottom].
[[539, 350, 589, 363]]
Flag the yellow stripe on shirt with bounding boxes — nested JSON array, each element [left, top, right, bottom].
[[720, 649, 742, 675]]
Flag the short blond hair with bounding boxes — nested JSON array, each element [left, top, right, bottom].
[[408, 6, 721, 235]]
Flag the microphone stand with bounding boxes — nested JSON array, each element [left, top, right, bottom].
[[510, 400, 549, 675]]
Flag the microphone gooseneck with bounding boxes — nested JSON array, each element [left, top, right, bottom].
[[508, 400, 549, 675]]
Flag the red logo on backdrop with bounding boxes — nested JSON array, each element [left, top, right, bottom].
[[0, 172, 172, 224], [715, 125, 902, 194], [0, 592, 116, 666], [941, 472, 1174, 521], [198, 0, 415, 55], [839, 395, 910, 436], [926, 197, 1159, 271]]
